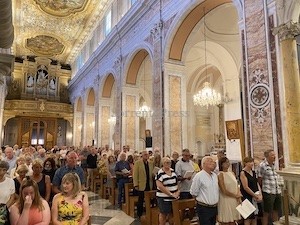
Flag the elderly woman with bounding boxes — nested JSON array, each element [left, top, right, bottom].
[[51, 173, 89, 225], [155, 157, 179, 225], [30, 159, 51, 202], [0, 160, 15, 225], [9, 178, 50, 225]]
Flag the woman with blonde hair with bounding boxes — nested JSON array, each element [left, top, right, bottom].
[[51, 173, 89, 225], [14, 164, 29, 196], [10, 178, 50, 225], [30, 159, 51, 202], [155, 157, 179, 225]]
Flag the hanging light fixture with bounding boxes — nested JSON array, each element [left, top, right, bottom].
[[108, 115, 116, 125], [193, 8, 222, 108], [137, 51, 152, 118]]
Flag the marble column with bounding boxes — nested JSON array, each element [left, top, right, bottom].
[[151, 22, 164, 152], [113, 56, 122, 151], [273, 21, 300, 225], [273, 21, 300, 165]]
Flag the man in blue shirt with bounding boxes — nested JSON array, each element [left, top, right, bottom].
[[115, 152, 131, 208], [52, 151, 85, 193]]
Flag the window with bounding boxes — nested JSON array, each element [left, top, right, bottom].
[[104, 10, 112, 36]]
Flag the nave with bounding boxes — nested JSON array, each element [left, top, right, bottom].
[[87, 191, 138, 225]]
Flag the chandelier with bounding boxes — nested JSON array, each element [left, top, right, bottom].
[[138, 102, 152, 118], [193, 82, 221, 107], [108, 115, 116, 125], [193, 8, 222, 108]]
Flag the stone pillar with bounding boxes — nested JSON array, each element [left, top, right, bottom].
[[241, 0, 279, 160], [151, 21, 164, 152], [113, 56, 122, 151], [94, 76, 100, 147], [273, 21, 300, 165], [0, 76, 6, 146]]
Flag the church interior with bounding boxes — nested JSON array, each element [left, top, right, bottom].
[[0, 0, 300, 224]]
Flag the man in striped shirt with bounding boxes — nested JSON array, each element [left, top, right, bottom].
[[258, 149, 281, 225]]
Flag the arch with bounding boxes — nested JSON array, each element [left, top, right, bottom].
[[126, 49, 149, 85], [76, 97, 83, 112], [168, 0, 232, 61], [276, 0, 300, 24], [102, 73, 115, 98], [86, 88, 95, 106]]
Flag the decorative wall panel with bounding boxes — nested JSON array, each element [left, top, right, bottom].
[[125, 95, 136, 149], [101, 106, 110, 147], [169, 75, 181, 150]]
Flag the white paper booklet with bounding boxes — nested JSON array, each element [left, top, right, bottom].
[[183, 170, 194, 178], [121, 168, 130, 174], [236, 199, 256, 219], [152, 166, 160, 175]]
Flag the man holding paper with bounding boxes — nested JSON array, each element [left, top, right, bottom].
[[175, 148, 194, 199], [115, 152, 132, 208]]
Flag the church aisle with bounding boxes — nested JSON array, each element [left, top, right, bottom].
[[87, 192, 140, 225]]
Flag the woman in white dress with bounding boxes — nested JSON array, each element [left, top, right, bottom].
[[218, 157, 242, 225], [0, 160, 15, 225]]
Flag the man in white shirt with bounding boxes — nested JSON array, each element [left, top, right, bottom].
[[175, 149, 194, 199], [190, 156, 219, 225]]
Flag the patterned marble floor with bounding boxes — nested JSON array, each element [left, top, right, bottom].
[[87, 192, 140, 225]]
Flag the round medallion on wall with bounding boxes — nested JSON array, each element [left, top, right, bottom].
[[250, 84, 270, 107]]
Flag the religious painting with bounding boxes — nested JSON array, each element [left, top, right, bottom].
[[225, 120, 240, 140]]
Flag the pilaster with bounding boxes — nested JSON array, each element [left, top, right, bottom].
[[164, 62, 186, 156], [151, 21, 164, 152], [242, 0, 278, 160]]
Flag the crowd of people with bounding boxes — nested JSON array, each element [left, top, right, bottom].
[[0, 144, 283, 225]]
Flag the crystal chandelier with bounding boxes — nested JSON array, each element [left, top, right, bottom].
[[193, 82, 221, 107], [138, 102, 153, 118], [108, 115, 116, 125], [193, 8, 222, 108]]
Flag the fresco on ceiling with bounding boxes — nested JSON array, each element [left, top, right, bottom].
[[34, 0, 88, 16], [26, 35, 64, 56]]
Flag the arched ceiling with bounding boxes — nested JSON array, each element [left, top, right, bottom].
[[11, 0, 112, 65]]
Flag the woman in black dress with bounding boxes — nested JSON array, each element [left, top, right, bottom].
[[240, 157, 263, 225]]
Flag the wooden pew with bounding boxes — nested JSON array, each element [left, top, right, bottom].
[[122, 183, 138, 216], [92, 170, 101, 192], [141, 190, 159, 225], [172, 199, 198, 225], [108, 177, 117, 205], [99, 174, 107, 198]]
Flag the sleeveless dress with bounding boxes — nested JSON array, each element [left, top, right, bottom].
[[36, 174, 46, 198], [27, 207, 43, 225], [218, 171, 241, 222], [240, 170, 262, 218], [57, 194, 84, 225]]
